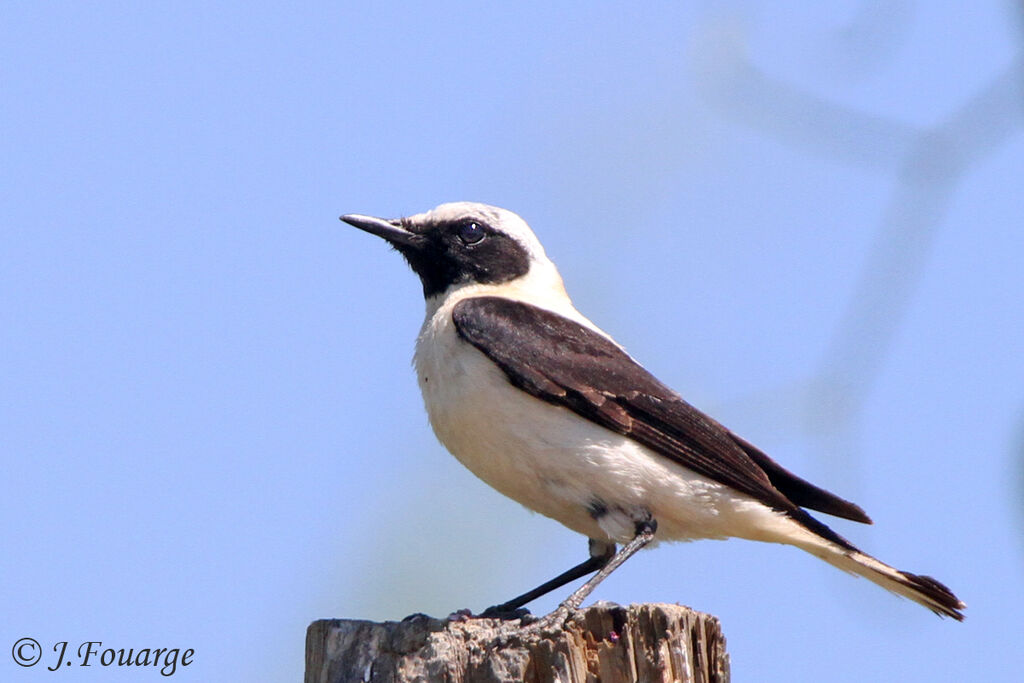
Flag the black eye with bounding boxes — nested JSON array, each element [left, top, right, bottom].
[[456, 221, 486, 245]]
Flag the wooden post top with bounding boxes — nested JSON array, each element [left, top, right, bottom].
[[306, 602, 729, 683]]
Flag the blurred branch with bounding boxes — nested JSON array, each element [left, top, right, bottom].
[[692, 16, 916, 169], [816, 58, 1024, 415], [820, 0, 914, 80], [696, 13, 1023, 458]]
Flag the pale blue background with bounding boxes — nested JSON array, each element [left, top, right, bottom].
[[3, 3, 1022, 681]]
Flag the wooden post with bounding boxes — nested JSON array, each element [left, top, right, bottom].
[[305, 602, 729, 683]]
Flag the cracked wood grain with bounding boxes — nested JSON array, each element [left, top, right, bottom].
[[306, 603, 729, 683]]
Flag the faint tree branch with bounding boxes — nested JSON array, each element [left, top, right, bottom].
[[694, 13, 1024, 467]]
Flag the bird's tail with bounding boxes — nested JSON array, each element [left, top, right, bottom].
[[814, 546, 965, 620]]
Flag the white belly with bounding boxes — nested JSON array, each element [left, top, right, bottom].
[[412, 296, 789, 546]]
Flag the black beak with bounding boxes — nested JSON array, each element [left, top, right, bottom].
[[340, 214, 418, 248]]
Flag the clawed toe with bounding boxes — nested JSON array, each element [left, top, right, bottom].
[[478, 604, 533, 620], [523, 605, 573, 632]]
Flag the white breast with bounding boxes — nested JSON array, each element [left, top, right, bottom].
[[410, 285, 792, 547]]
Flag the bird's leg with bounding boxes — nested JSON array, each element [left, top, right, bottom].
[[529, 518, 658, 630], [480, 538, 616, 618]]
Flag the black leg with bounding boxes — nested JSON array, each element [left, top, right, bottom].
[[480, 539, 616, 617], [529, 519, 658, 629]]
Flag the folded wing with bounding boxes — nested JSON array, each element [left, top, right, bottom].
[[452, 296, 869, 548]]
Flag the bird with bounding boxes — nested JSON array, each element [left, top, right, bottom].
[[341, 201, 965, 623]]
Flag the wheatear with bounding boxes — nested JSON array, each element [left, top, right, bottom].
[[342, 202, 965, 623]]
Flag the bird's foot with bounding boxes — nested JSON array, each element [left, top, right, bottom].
[[478, 604, 533, 621], [444, 608, 476, 622], [522, 603, 574, 632], [401, 612, 434, 623]]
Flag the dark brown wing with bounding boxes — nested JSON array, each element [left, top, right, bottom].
[[729, 432, 871, 523], [452, 296, 868, 548]]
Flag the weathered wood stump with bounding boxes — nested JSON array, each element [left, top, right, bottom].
[[305, 602, 729, 683]]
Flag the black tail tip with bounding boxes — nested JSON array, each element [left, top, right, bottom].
[[900, 571, 966, 621]]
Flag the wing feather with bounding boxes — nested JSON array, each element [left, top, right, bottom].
[[452, 296, 868, 547]]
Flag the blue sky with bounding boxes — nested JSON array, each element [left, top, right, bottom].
[[2, 3, 1022, 681]]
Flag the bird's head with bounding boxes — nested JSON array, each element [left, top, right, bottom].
[[342, 202, 568, 306]]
